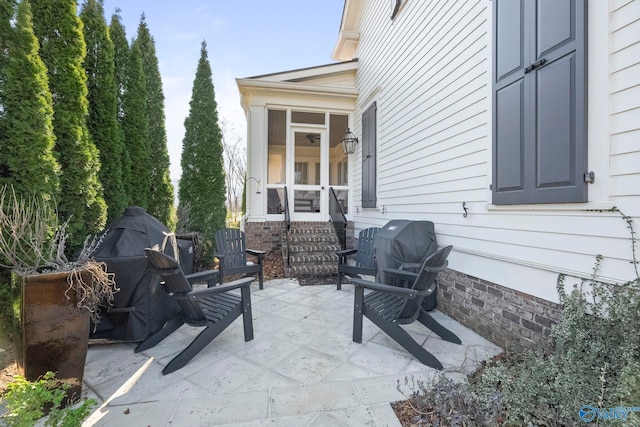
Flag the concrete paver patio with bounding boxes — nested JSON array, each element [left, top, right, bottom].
[[82, 278, 502, 426]]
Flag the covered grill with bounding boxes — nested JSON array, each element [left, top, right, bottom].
[[90, 206, 193, 342], [373, 220, 438, 309]]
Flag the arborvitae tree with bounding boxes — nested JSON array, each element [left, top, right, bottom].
[[0, 0, 16, 109], [109, 10, 131, 207], [135, 15, 175, 228], [80, 0, 127, 222], [0, 0, 16, 144], [122, 40, 151, 208], [0, 0, 59, 198], [30, 0, 107, 252], [179, 41, 227, 262]]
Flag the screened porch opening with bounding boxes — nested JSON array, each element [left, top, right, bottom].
[[265, 109, 350, 217]]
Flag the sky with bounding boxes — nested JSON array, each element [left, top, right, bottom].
[[99, 0, 346, 180]]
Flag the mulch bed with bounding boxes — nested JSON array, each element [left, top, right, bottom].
[[391, 352, 510, 426], [259, 250, 286, 280], [392, 400, 429, 427], [256, 250, 338, 286]]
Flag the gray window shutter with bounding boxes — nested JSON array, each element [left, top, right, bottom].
[[493, 0, 587, 204], [362, 102, 377, 208]]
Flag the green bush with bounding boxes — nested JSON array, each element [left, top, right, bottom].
[[397, 375, 503, 426], [399, 208, 640, 426], [474, 208, 640, 426], [0, 372, 96, 427]]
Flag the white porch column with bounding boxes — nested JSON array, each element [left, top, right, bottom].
[[247, 104, 266, 221]]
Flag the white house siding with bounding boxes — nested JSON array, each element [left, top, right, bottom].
[[610, 0, 640, 208], [348, 0, 640, 304]]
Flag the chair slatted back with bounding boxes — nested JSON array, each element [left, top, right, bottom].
[[144, 249, 206, 325], [215, 228, 247, 269], [398, 245, 453, 321], [355, 227, 380, 269]]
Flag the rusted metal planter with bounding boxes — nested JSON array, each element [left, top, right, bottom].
[[11, 270, 90, 400]]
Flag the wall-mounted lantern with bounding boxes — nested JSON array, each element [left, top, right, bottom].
[[341, 128, 358, 155], [247, 177, 261, 194]]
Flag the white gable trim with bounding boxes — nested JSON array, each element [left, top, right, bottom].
[[332, 0, 364, 61], [245, 60, 358, 83]]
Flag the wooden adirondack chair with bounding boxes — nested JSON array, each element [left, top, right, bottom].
[[351, 245, 460, 370], [336, 227, 380, 290], [135, 248, 254, 375], [214, 228, 265, 290]]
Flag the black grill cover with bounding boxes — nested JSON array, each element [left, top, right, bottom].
[[373, 220, 437, 283], [90, 206, 188, 342]]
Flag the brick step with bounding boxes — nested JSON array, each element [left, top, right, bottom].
[[287, 234, 339, 244], [287, 244, 342, 253], [288, 253, 339, 264], [285, 264, 338, 277], [282, 223, 342, 278], [288, 227, 336, 235]]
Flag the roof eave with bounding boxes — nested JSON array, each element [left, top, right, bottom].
[[331, 0, 364, 61]]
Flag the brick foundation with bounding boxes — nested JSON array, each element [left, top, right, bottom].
[[438, 269, 561, 352], [244, 221, 287, 252]]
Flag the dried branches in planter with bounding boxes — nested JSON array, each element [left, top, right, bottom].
[[0, 185, 59, 272], [0, 185, 118, 324], [65, 234, 119, 324]]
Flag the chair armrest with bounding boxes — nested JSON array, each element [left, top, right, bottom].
[[187, 277, 254, 299], [424, 262, 448, 273], [186, 269, 219, 285], [382, 268, 418, 283], [399, 262, 421, 272], [336, 248, 357, 257], [336, 249, 358, 264], [350, 278, 420, 299], [246, 249, 265, 265]]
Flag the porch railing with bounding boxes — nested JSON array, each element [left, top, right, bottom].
[[283, 186, 291, 268], [329, 187, 347, 250]]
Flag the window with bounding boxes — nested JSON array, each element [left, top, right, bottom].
[[294, 162, 308, 184], [329, 113, 349, 187], [492, 0, 587, 204], [362, 102, 377, 208], [291, 111, 325, 125], [337, 158, 348, 186], [267, 109, 286, 185]]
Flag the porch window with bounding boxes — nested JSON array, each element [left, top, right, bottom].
[[492, 0, 587, 204], [291, 111, 325, 125], [294, 162, 308, 184], [267, 109, 286, 214], [267, 109, 286, 185], [337, 159, 348, 186], [330, 114, 349, 213]]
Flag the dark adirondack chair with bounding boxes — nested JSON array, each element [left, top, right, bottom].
[[214, 228, 265, 290], [351, 245, 461, 370], [135, 248, 254, 375], [336, 227, 380, 290]]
